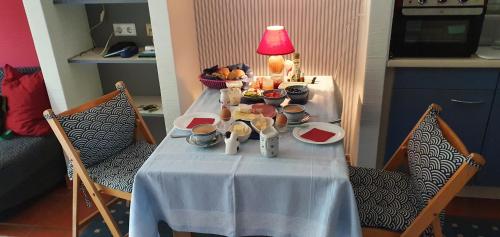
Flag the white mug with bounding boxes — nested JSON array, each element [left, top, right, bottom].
[[260, 127, 279, 158]]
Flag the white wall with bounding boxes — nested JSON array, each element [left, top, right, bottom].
[[166, 0, 202, 113], [23, 0, 102, 113], [148, 0, 181, 130], [356, 0, 395, 168]]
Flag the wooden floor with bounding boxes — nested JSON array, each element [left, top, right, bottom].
[[0, 183, 113, 237], [1, 183, 500, 237]]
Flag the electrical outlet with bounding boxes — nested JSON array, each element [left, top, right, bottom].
[[113, 23, 136, 36], [146, 23, 153, 37]]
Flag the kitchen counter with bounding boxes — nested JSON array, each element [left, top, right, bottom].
[[387, 55, 500, 68]]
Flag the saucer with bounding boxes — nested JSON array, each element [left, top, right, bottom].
[[287, 112, 311, 125], [186, 132, 223, 148]]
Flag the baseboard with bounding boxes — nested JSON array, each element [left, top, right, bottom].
[[458, 186, 500, 199]]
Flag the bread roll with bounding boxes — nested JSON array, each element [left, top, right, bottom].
[[227, 69, 245, 80]]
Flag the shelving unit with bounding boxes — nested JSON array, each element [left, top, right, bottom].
[[133, 96, 163, 117], [54, 0, 147, 4], [68, 48, 156, 64]]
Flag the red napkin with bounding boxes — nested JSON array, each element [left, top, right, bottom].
[[186, 118, 215, 129], [300, 128, 336, 142]]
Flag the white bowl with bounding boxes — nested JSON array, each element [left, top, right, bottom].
[[250, 117, 275, 133], [229, 121, 252, 142]]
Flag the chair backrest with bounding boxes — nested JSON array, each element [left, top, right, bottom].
[[44, 82, 155, 179], [393, 104, 485, 237], [406, 106, 470, 206], [58, 90, 136, 167]]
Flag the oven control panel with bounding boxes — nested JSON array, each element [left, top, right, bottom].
[[403, 0, 485, 7]]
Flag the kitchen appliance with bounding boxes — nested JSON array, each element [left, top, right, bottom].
[[391, 0, 488, 57]]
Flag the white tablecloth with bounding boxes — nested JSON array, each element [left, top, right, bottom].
[[129, 77, 361, 237]]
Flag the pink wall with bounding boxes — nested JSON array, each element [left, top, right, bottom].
[[0, 0, 39, 67]]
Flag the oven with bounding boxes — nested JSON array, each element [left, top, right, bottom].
[[391, 0, 487, 57]]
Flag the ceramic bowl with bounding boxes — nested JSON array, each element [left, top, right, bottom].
[[285, 85, 309, 102], [250, 117, 275, 133], [263, 89, 287, 106], [283, 104, 306, 123], [229, 121, 252, 142]]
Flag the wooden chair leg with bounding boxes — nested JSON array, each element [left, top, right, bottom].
[[173, 232, 192, 237], [432, 216, 443, 237], [72, 174, 80, 237], [81, 181, 122, 237]]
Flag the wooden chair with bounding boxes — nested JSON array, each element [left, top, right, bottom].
[[44, 82, 190, 237], [349, 104, 485, 237]]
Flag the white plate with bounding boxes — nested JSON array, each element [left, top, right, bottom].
[[292, 122, 345, 145], [173, 112, 221, 131]]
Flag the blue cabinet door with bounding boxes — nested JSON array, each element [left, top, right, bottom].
[[385, 89, 494, 162], [475, 91, 500, 186]]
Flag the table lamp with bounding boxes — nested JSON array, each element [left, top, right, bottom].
[[257, 25, 295, 74]]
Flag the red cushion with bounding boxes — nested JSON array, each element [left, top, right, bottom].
[[2, 64, 51, 136]]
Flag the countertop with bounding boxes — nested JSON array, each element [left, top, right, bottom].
[[387, 55, 500, 68]]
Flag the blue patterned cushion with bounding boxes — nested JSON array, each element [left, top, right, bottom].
[[407, 108, 468, 207], [87, 140, 156, 193], [349, 166, 420, 232], [58, 91, 136, 177]]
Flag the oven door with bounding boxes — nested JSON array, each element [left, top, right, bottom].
[[391, 14, 485, 57]]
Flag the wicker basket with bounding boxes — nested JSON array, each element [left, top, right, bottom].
[[199, 64, 253, 89], [199, 76, 236, 89]]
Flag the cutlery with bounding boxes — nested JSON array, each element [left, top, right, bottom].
[[329, 119, 341, 124], [170, 134, 191, 138]]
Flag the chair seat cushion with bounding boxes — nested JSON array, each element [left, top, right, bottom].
[[87, 140, 156, 193], [349, 166, 421, 232]]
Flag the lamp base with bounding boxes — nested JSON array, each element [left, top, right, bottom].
[[268, 55, 285, 74]]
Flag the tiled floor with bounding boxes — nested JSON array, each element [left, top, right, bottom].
[[1, 183, 500, 237]]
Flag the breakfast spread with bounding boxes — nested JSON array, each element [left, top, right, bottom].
[[252, 117, 270, 132], [243, 88, 263, 98], [204, 66, 247, 81], [231, 123, 250, 137], [185, 62, 343, 151], [263, 90, 282, 98], [220, 106, 232, 122]]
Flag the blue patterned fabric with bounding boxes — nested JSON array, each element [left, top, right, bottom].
[[57, 91, 136, 178], [349, 107, 472, 236], [349, 166, 420, 232], [407, 108, 468, 206], [87, 140, 156, 193]]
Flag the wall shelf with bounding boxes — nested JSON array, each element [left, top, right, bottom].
[[68, 48, 156, 64], [133, 96, 163, 117], [54, 0, 147, 4]]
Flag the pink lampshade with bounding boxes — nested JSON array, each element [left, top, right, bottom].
[[257, 26, 295, 55]]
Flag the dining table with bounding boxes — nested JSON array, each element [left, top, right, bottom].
[[129, 76, 362, 237]]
